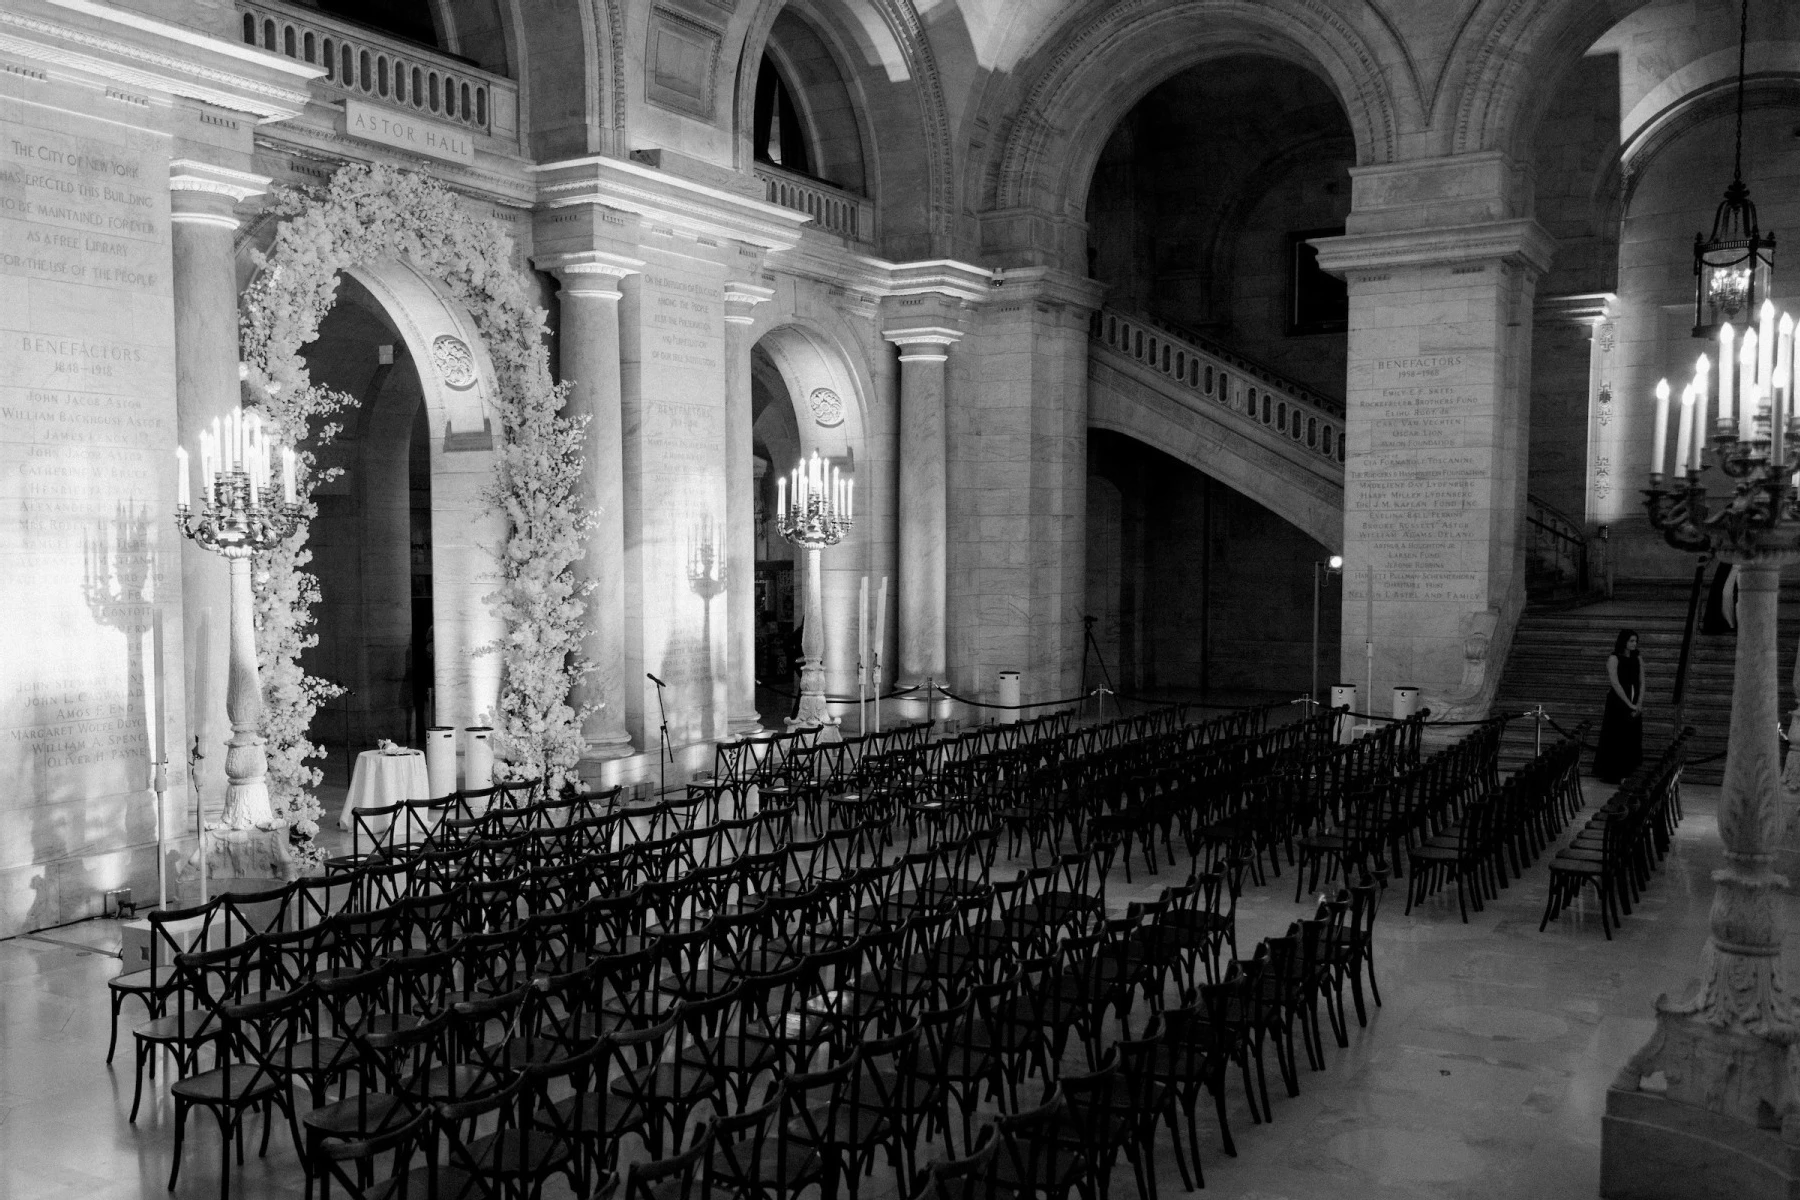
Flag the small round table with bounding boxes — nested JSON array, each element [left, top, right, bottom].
[[338, 749, 430, 831]]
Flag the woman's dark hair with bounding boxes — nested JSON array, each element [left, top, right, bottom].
[[1613, 628, 1639, 658]]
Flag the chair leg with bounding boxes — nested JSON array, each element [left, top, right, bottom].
[[168, 1097, 188, 1192]]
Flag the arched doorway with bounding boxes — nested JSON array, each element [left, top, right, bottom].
[[1081, 54, 1353, 704], [747, 321, 875, 728], [231, 235, 512, 782], [299, 277, 434, 777]]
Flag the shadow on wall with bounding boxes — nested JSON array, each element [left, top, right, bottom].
[[8, 504, 165, 933]]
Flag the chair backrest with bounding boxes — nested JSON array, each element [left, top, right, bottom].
[[623, 1124, 716, 1200], [221, 879, 298, 944], [311, 1106, 437, 1199], [993, 1093, 1081, 1199], [143, 895, 225, 982]]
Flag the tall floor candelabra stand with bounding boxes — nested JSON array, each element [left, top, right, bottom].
[[1606, 312, 1800, 1198], [775, 452, 852, 731], [174, 412, 300, 834]]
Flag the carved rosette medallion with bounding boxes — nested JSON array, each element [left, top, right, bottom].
[[807, 387, 845, 428], [432, 334, 477, 390]]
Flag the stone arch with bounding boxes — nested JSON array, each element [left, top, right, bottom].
[[980, 0, 1404, 265], [746, 316, 877, 703], [1450, 0, 1646, 159], [733, 0, 954, 256], [233, 221, 508, 735], [510, 0, 626, 158]]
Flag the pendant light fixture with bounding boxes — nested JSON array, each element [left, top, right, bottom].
[[1694, 0, 1775, 337]]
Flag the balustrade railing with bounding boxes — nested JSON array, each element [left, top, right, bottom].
[[1090, 306, 1346, 470], [237, 0, 518, 143], [754, 163, 873, 243], [1525, 494, 1598, 603]]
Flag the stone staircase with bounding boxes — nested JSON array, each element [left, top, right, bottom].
[[1491, 578, 1800, 786]]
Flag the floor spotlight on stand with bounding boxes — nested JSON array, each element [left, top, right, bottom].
[[1312, 554, 1344, 709]]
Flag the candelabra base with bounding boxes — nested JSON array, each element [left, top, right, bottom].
[[787, 696, 839, 733], [178, 824, 301, 885], [1604, 1007, 1800, 1199]]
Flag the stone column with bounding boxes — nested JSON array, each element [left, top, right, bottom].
[[884, 327, 962, 701], [1602, 556, 1800, 1200], [549, 253, 643, 762], [168, 161, 267, 822], [724, 282, 774, 735], [1313, 167, 1553, 719]]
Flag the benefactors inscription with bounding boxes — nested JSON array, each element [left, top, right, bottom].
[[1345, 353, 1488, 604], [0, 93, 177, 932]]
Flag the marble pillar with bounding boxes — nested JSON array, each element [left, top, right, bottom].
[[1603, 557, 1800, 1199], [1314, 200, 1553, 719], [550, 253, 642, 762], [724, 282, 774, 736], [884, 327, 961, 702], [169, 164, 267, 821]]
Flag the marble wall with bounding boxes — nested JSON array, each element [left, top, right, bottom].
[[0, 75, 179, 932]]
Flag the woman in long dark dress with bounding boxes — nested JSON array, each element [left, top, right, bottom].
[[1592, 628, 1645, 784]]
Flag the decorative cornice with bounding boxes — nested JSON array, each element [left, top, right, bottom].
[[534, 155, 809, 254], [1311, 219, 1556, 278], [1535, 292, 1616, 326], [2, 0, 317, 122], [883, 260, 997, 303]]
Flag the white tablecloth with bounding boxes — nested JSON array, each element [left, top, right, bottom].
[[338, 749, 430, 832]]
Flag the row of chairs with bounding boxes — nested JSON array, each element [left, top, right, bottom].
[[1403, 724, 1581, 920], [1541, 728, 1691, 938]]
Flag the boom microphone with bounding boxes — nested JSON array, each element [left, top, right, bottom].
[[647, 673, 667, 687]]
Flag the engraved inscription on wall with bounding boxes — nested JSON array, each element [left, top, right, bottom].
[[632, 268, 726, 743], [1346, 354, 1485, 603], [0, 108, 176, 821]]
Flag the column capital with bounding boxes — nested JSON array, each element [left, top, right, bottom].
[[537, 250, 645, 299], [168, 159, 270, 228], [1311, 218, 1556, 281], [884, 326, 964, 361], [723, 281, 775, 325]]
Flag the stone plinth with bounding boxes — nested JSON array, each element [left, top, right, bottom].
[[1605, 1063, 1800, 1199]]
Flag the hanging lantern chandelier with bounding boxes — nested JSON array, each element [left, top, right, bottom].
[[1694, 0, 1775, 337]]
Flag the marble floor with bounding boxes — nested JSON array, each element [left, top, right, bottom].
[[0, 779, 1755, 1199]]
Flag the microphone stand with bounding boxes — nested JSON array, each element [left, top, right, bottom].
[[650, 675, 672, 799]]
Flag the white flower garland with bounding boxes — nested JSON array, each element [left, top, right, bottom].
[[239, 163, 594, 861]]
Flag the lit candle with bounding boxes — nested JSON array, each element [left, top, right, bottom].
[[777, 472, 786, 520], [1720, 323, 1736, 423], [1674, 383, 1695, 476], [1692, 354, 1711, 471], [1760, 299, 1777, 393], [282, 447, 296, 504], [175, 446, 190, 509], [1744, 328, 1763, 437], [1651, 378, 1671, 476], [858, 575, 868, 671], [847, 478, 854, 520]]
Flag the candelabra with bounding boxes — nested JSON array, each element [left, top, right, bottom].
[[1630, 300, 1800, 1153], [687, 518, 726, 603], [175, 409, 299, 831], [775, 451, 852, 729]]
